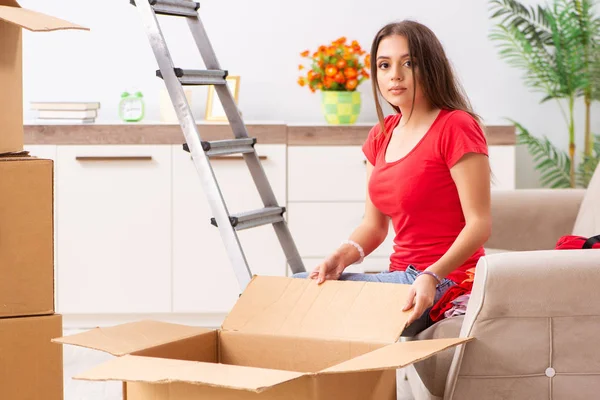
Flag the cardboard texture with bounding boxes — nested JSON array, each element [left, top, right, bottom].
[[55, 276, 472, 400], [0, 156, 54, 318], [0, 314, 64, 400], [0, 1, 88, 154]]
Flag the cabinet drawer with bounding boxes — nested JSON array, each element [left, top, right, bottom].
[[56, 145, 172, 314], [172, 144, 288, 314], [287, 202, 395, 259], [489, 146, 516, 190], [288, 146, 367, 202]]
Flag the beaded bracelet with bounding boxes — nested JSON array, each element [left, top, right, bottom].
[[341, 240, 365, 264], [417, 270, 443, 286]]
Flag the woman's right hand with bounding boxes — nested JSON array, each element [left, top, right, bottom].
[[309, 252, 347, 284]]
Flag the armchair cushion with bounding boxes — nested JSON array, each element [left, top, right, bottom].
[[486, 189, 585, 251], [444, 250, 600, 400]]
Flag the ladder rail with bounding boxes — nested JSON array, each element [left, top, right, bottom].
[[132, 0, 306, 290], [187, 15, 306, 273], [133, 0, 254, 290]]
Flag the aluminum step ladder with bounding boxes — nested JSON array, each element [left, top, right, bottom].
[[130, 0, 306, 291]]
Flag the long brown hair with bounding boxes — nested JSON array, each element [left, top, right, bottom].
[[370, 20, 482, 135]]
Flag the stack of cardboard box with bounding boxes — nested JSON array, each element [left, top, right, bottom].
[[0, 2, 88, 399]]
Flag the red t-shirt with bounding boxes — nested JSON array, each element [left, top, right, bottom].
[[362, 109, 489, 283]]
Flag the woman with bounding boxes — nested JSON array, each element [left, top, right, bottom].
[[295, 20, 492, 336]]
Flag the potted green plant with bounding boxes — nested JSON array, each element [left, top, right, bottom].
[[489, 0, 600, 188], [298, 37, 371, 125]]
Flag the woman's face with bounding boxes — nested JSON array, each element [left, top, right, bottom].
[[376, 34, 425, 110]]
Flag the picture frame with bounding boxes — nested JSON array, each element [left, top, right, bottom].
[[205, 75, 240, 121]]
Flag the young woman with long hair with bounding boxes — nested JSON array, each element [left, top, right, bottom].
[[294, 20, 492, 336]]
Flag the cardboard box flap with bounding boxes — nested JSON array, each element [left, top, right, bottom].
[[0, 5, 89, 32], [320, 337, 473, 374], [53, 320, 213, 356], [75, 354, 304, 393], [222, 276, 412, 343]]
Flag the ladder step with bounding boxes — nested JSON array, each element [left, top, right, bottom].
[[202, 138, 256, 157], [211, 206, 286, 231], [182, 138, 257, 157], [156, 68, 228, 85], [130, 0, 200, 17]]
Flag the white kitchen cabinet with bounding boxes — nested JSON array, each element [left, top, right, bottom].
[[55, 145, 172, 314], [171, 144, 288, 314], [44, 137, 514, 320]]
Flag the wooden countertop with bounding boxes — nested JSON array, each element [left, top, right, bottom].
[[24, 121, 516, 146]]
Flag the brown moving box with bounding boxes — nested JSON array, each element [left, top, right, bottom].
[[0, 156, 55, 318], [0, 314, 63, 400], [0, 0, 88, 154], [55, 276, 471, 400]]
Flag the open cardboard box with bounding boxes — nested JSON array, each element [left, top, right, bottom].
[[55, 276, 471, 399], [0, 0, 88, 154]]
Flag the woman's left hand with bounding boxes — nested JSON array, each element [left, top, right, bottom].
[[403, 274, 438, 327]]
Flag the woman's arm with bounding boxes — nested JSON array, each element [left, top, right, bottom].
[[313, 161, 390, 283], [426, 152, 492, 279], [404, 152, 492, 325]]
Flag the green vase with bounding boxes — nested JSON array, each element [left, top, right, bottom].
[[321, 90, 361, 125]]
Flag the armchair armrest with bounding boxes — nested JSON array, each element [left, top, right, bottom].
[[444, 250, 600, 400], [486, 189, 586, 251]]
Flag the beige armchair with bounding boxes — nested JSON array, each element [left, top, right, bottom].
[[405, 164, 600, 400]]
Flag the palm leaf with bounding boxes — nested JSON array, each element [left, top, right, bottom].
[[577, 134, 600, 187], [511, 120, 572, 188], [545, 1, 588, 99], [489, 24, 559, 97], [489, 0, 554, 45], [570, 0, 600, 99], [489, 0, 588, 103]]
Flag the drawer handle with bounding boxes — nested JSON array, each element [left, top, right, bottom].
[[76, 156, 153, 161], [191, 155, 268, 161]]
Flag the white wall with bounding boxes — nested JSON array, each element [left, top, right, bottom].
[[20, 0, 600, 188]]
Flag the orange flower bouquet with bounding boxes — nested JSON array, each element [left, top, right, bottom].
[[297, 37, 371, 92], [297, 37, 370, 125]]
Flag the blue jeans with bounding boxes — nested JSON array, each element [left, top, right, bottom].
[[292, 265, 455, 336]]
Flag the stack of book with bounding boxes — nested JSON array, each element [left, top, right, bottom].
[[30, 101, 101, 123]]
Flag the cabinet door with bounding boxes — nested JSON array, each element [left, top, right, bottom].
[[172, 144, 287, 313], [288, 146, 367, 202], [287, 202, 395, 259], [56, 145, 172, 314], [489, 146, 516, 190]]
